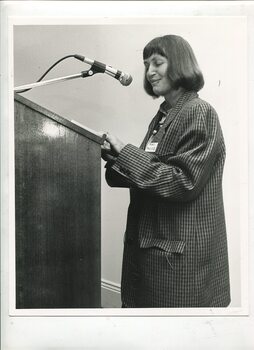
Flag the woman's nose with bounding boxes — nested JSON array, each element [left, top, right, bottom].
[[147, 65, 156, 79]]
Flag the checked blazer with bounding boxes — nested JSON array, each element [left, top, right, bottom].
[[105, 90, 231, 308]]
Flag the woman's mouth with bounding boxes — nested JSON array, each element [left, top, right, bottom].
[[150, 79, 160, 85]]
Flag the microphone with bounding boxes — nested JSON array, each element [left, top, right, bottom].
[[74, 54, 133, 86]]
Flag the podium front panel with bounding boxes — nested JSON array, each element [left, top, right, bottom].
[[15, 97, 101, 308]]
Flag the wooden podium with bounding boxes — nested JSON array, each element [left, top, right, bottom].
[[14, 93, 104, 309]]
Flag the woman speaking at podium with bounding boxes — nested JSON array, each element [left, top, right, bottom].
[[101, 35, 230, 308]]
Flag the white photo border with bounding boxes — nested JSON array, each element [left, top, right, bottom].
[[1, 1, 253, 349]]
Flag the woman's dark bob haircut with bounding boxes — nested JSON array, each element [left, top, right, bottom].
[[143, 35, 204, 97]]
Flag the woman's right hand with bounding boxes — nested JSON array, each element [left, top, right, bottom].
[[101, 139, 116, 162]]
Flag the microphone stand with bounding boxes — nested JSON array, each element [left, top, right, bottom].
[[14, 67, 107, 140], [14, 68, 100, 93]]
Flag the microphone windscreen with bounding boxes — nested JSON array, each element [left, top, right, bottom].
[[120, 73, 133, 86]]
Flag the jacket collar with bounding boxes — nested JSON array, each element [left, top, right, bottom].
[[141, 90, 199, 148], [159, 90, 198, 127], [148, 91, 198, 144]]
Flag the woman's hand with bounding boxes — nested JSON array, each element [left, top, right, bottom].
[[101, 132, 126, 162], [105, 133, 126, 155], [101, 139, 115, 162]]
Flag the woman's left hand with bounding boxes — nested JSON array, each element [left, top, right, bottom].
[[106, 133, 126, 156]]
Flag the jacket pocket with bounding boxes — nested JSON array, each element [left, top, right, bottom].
[[139, 238, 186, 271], [139, 237, 185, 254]]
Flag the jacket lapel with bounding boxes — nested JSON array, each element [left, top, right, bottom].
[[162, 91, 198, 130], [140, 91, 198, 150]]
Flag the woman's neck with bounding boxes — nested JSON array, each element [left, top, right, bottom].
[[164, 88, 185, 108]]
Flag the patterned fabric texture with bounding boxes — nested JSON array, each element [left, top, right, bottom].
[[105, 91, 231, 308]]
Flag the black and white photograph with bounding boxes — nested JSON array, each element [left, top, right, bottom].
[[1, 1, 253, 349], [12, 19, 245, 312]]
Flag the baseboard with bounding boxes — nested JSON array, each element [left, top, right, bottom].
[[101, 279, 121, 308]]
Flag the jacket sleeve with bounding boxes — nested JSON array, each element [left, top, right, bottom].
[[106, 102, 223, 201], [104, 113, 158, 188], [105, 161, 135, 188]]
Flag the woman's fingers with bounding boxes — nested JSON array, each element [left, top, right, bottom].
[[105, 133, 126, 155], [101, 139, 111, 151]]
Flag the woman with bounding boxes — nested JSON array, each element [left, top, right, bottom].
[[102, 35, 231, 308]]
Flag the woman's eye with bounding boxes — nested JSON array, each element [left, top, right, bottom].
[[154, 61, 163, 66], [144, 60, 164, 70]]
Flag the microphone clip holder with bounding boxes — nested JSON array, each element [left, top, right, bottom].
[[81, 64, 105, 78]]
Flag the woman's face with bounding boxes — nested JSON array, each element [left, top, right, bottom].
[[144, 53, 172, 97]]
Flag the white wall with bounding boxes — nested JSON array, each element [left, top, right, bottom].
[[14, 18, 247, 307]]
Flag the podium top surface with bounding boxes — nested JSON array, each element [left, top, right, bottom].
[[14, 93, 104, 145]]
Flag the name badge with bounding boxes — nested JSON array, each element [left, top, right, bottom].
[[145, 142, 158, 153]]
